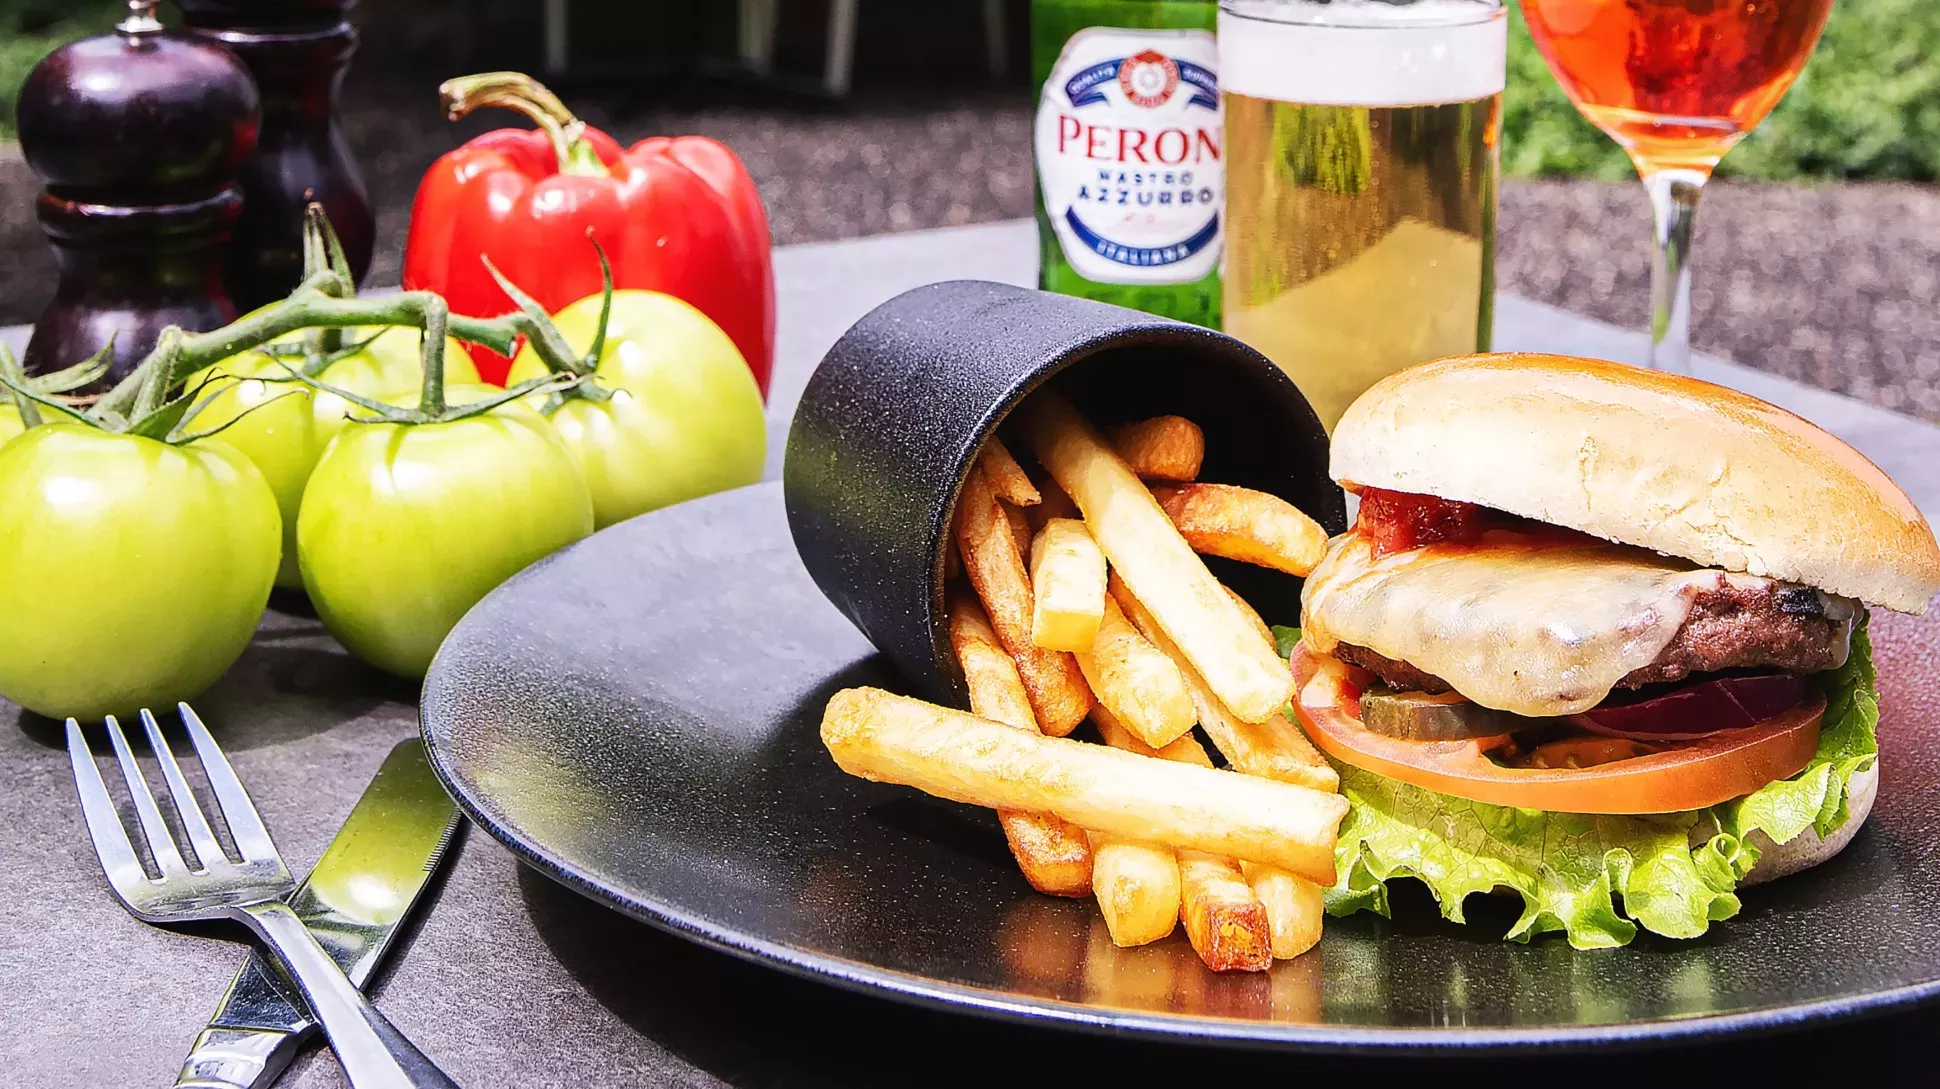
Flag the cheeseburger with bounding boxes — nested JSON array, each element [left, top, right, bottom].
[[1291, 354, 1940, 948]]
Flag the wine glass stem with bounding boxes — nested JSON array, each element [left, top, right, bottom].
[[1643, 167, 1708, 375]]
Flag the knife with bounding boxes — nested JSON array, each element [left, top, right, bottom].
[[174, 739, 464, 1089]]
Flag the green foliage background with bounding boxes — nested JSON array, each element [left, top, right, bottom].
[[0, 0, 123, 140], [0, 0, 1934, 182], [1503, 0, 1940, 181]]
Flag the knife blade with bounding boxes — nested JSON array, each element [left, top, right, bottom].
[[174, 738, 463, 1089]]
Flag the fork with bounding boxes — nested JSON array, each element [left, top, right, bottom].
[[67, 704, 459, 1089]]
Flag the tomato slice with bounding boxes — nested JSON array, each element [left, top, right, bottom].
[[1292, 648, 1824, 814]]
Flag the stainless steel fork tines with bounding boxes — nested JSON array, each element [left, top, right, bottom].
[[68, 705, 458, 1089]]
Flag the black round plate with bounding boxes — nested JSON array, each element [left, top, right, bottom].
[[421, 482, 1940, 1052]]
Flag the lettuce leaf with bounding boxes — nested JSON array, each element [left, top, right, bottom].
[[1717, 622, 1880, 845], [1305, 620, 1877, 949], [1272, 624, 1303, 661]]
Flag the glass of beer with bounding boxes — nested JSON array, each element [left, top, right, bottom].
[[1522, 0, 1833, 373], [1218, 0, 1505, 430]]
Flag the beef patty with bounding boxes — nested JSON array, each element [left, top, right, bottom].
[[1336, 580, 1861, 696]]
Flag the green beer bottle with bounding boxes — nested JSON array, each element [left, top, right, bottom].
[[1032, 0, 1221, 327]]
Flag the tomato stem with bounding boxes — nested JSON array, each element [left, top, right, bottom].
[[0, 343, 42, 429], [57, 205, 591, 439], [584, 231, 614, 373], [480, 254, 612, 403], [132, 329, 178, 419], [299, 205, 357, 302], [418, 293, 450, 418], [299, 207, 354, 356]]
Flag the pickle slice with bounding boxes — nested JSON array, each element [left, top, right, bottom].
[[1358, 688, 1546, 741]]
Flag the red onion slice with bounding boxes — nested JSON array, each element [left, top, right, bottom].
[[1572, 673, 1810, 741]]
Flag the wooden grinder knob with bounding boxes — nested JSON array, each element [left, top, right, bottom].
[[16, 0, 261, 385]]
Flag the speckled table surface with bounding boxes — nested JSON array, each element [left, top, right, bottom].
[[4, 224, 1938, 1088]]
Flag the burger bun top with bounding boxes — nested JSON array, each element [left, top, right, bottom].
[[1332, 354, 1940, 613]]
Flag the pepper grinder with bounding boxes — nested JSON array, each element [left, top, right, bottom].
[[178, 0, 374, 310], [17, 1, 260, 384]]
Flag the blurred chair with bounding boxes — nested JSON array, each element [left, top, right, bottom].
[[545, 0, 568, 73], [531, 0, 1010, 92], [736, 0, 1010, 95]]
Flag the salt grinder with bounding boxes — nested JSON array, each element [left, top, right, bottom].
[[16, 1, 260, 385], [178, 0, 375, 310]]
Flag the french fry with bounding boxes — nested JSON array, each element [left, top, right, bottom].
[[1029, 473, 1080, 529], [950, 594, 1038, 731], [1015, 393, 1291, 723], [1029, 518, 1107, 652], [1197, 702, 1338, 794], [1090, 701, 1204, 766], [1004, 501, 1034, 559], [1094, 707, 1272, 972], [955, 467, 1092, 735], [1086, 831, 1181, 948], [1114, 574, 1332, 958], [821, 687, 1347, 882], [1110, 573, 1338, 793], [1150, 482, 1328, 578], [1108, 415, 1204, 482], [1084, 703, 1186, 947], [949, 596, 1093, 897], [944, 539, 961, 581], [1177, 852, 1273, 972], [1223, 585, 1274, 649], [978, 437, 1040, 506], [1075, 598, 1196, 748], [999, 814, 1094, 899], [1242, 860, 1325, 960]]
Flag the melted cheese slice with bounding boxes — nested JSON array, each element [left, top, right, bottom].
[[1301, 531, 1774, 716]]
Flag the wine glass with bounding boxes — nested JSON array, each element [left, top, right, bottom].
[[1519, 0, 1834, 373]]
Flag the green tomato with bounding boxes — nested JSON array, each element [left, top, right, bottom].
[[0, 403, 22, 447], [188, 356, 317, 588], [297, 390, 593, 678], [190, 329, 483, 589], [0, 426, 280, 719], [506, 290, 765, 529]]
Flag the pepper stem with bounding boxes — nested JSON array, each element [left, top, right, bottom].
[[439, 71, 609, 178]]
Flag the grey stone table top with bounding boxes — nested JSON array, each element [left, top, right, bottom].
[[4, 221, 1936, 1087]]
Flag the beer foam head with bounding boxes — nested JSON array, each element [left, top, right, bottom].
[[1219, 0, 1506, 106]]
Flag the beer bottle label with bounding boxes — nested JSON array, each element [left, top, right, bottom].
[[1034, 27, 1222, 287]]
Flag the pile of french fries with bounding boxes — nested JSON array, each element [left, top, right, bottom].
[[821, 391, 1345, 972]]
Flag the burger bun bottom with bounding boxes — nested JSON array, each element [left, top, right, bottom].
[[1735, 760, 1878, 887], [1473, 762, 1878, 900]]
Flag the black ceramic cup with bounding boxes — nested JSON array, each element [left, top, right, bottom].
[[784, 279, 1343, 706]]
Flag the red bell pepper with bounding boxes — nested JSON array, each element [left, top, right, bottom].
[[403, 72, 775, 392]]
